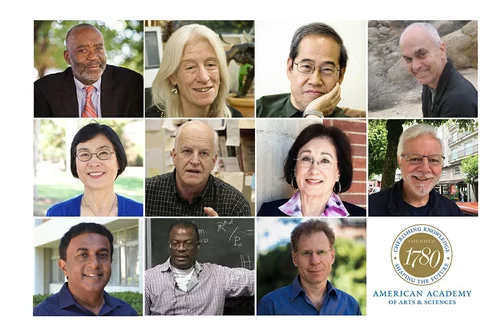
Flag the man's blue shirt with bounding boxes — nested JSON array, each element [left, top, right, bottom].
[[33, 283, 138, 316], [257, 276, 361, 315]]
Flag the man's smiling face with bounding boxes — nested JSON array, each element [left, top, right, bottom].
[[400, 25, 447, 89], [59, 233, 112, 298], [399, 135, 442, 200], [287, 35, 345, 111]]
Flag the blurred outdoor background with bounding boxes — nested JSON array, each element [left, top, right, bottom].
[[33, 119, 144, 216], [33, 20, 144, 81], [369, 119, 478, 205], [257, 218, 366, 315]]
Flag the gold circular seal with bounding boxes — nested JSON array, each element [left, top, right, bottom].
[[391, 224, 452, 286]]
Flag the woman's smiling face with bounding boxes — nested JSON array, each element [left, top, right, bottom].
[[170, 38, 220, 114], [295, 137, 339, 198], [75, 134, 119, 192]]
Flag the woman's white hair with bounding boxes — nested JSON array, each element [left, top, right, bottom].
[[151, 24, 232, 118], [397, 123, 444, 157]]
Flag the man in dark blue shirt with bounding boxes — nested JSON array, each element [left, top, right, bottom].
[[257, 220, 361, 315], [33, 222, 138, 316], [33, 283, 137, 316]]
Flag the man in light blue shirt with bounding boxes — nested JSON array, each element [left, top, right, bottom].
[[257, 220, 361, 315]]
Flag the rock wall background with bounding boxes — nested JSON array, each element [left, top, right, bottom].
[[368, 20, 478, 117]]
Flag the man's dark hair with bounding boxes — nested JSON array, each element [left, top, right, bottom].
[[59, 222, 114, 261], [70, 122, 127, 179], [284, 123, 353, 193], [291, 219, 335, 252], [289, 22, 348, 72], [168, 221, 200, 242]]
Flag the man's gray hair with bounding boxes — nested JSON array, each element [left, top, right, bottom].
[[397, 123, 444, 157], [400, 22, 443, 46], [65, 23, 102, 47]]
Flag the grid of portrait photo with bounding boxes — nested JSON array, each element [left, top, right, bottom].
[[31, 18, 478, 318]]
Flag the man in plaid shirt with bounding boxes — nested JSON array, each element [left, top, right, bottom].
[[145, 221, 255, 315], [145, 120, 251, 216]]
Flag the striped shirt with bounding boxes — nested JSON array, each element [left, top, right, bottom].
[[145, 171, 251, 216], [145, 260, 254, 315]]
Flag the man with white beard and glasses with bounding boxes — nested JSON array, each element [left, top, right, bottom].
[[369, 124, 463, 216]]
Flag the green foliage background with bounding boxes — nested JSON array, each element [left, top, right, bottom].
[[38, 119, 143, 167], [368, 119, 388, 178], [34, 20, 143, 78], [461, 154, 479, 199], [368, 119, 478, 188], [34, 119, 144, 215]]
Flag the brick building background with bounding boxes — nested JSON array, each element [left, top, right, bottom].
[[256, 119, 367, 213]]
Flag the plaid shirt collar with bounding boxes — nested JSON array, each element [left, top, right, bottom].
[[162, 259, 204, 292], [161, 258, 203, 273], [170, 169, 214, 204]]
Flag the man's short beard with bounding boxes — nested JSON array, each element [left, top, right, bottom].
[[403, 171, 440, 198], [71, 61, 106, 85]]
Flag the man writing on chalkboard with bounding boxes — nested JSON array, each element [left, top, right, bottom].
[[145, 120, 251, 216], [257, 219, 361, 315], [144, 221, 255, 315]]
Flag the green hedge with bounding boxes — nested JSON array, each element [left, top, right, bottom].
[[33, 291, 143, 316]]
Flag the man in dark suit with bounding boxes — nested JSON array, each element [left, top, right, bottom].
[[34, 23, 143, 118]]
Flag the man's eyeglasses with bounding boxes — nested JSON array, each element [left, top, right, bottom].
[[297, 249, 333, 258], [294, 61, 340, 76], [294, 155, 337, 170], [169, 241, 199, 250], [400, 153, 445, 166], [75, 149, 116, 162]]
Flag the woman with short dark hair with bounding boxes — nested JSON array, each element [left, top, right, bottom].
[[46, 123, 142, 216], [257, 123, 365, 217]]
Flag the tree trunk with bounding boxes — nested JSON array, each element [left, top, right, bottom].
[[381, 120, 405, 190]]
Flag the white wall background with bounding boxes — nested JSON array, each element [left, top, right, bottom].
[[255, 20, 367, 111], [256, 118, 322, 212]]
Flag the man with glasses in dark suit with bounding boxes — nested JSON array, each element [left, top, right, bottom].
[[256, 22, 348, 118]]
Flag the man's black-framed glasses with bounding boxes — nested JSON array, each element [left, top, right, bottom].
[[169, 241, 199, 250], [294, 61, 340, 76]]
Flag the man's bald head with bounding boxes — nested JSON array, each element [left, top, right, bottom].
[[175, 120, 219, 156]]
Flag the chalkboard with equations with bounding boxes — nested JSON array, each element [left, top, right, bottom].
[[147, 217, 255, 315]]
